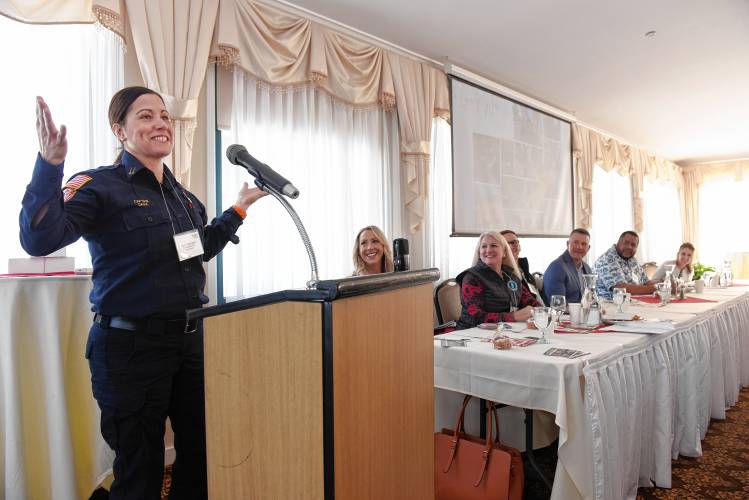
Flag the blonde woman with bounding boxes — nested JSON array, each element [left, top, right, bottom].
[[652, 242, 696, 283], [352, 225, 394, 276], [455, 231, 541, 329]]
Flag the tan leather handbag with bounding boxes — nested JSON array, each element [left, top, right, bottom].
[[434, 396, 524, 500]]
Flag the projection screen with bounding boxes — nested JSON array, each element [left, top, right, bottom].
[[451, 77, 574, 236]]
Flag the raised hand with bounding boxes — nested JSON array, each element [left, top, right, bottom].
[[36, 96, 67, 165], [235, 182, 269, 210]]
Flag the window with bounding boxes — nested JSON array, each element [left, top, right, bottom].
[[590, 165, 633, 263], [0, 18, 123, 272], [218, 73, 400, 299], [699, 177, 749, 269], [640, 179, 682, 264]]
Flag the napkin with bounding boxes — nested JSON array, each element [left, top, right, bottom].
[[599, 320, 675, 334]]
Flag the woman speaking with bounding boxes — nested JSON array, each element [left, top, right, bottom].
[[19, 86, 267, 499]]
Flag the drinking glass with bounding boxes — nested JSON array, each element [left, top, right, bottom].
[[550, 295, 566, 327], [612, 287, 626, 314], [656, 282, 670, 305], [533, 306, 551, 344]]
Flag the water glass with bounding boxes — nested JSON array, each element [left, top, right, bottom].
[[550, 295, 566, 325], [612, 287, 626, 314], [533, 306, 551, 344], [656, 282, 670, 305]]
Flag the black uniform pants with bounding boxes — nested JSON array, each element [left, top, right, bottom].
[[86, 321, 207, 500]]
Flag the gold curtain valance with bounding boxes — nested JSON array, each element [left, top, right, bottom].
[[682, 159, 749, 184], [212, 0, 449, 122], [571, 123, 681, 232], [0, 0, 123, 39], [212, 0, 396, 118], [212, 0, 450, 239]]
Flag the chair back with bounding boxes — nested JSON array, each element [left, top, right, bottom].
[[434, 279, 461, 325], [532, 272, 544, 296], [643, 262, 658, 280]]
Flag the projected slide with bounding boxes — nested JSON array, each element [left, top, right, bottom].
[[451, 78, 573, 236]]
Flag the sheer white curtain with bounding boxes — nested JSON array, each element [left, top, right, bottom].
[[0, 18, 123, 272], [219, 73, 401, 299], [640, 179, 682, 264], [699, 177, 749, 269], [428, 118, 476, 280], [590, 165, 633, 263]]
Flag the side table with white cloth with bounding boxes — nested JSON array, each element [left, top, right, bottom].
[[434, 285, 749, 500], [0, 276, 114, 500]]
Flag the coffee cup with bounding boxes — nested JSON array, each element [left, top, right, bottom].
[[568, 303, 582, 324]]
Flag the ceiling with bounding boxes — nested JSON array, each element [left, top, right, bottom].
[[281, 0, 749, 164]]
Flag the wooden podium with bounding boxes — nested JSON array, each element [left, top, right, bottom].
[[189, 269, 439, 500]]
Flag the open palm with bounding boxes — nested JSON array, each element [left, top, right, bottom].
[[36, 96, 67, 165]]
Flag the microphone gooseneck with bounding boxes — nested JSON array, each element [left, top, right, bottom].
[[226, 144, 317, 288]]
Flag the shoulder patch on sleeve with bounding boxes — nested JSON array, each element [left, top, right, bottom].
[[63, 174, 93, 202]]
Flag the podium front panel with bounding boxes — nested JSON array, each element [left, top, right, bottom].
[[331, 283, 434, 500], [203, 301, 324, 500]]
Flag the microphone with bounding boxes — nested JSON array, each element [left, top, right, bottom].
[[393, 238, 410, 272], [226, 144, 300, 199]]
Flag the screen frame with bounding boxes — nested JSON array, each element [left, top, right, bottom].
[[448, 75, 576, 238]]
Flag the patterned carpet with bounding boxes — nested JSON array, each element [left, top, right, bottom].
[[637, 387, 749, 500], [123, 388, 749, 499]]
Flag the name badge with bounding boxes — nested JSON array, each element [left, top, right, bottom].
[[173, 229, 204, 262]]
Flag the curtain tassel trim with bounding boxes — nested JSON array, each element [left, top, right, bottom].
[[92, 6, 123, 39]]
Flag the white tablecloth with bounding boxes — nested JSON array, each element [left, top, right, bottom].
[[434, 285, 749, 500], [0, 276, 113, 500]]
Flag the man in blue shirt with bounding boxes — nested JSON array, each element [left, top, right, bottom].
[[592, 230, 656, 299], [543, 228, 593, 303]]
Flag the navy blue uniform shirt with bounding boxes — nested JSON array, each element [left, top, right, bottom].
[[19, 151, 244, 318]]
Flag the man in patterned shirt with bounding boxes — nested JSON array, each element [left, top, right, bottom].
[[592, 230, 657, 299]]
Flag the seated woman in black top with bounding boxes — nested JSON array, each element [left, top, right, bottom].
[[456, 230, 541, 330]]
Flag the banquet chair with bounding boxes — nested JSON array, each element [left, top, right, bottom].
[[532, 272, 544, 296], [434, 278, 461, 325], [643, 262, 658, 280]]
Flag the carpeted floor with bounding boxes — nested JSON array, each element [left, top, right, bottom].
[[637, 387, 749, 500], [117, 388, 749, 499]]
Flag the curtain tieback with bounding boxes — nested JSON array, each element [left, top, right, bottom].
[[162, 95, 198, 122]]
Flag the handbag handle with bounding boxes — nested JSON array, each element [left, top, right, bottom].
[[443, 395, 499, 487], [443, 394, 473, 473], [472, 401, 498, 487]]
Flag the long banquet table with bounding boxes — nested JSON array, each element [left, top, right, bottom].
[[434, 285, 749, 500]]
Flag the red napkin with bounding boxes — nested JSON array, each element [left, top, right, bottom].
[[509, 338, 537, 347], [632, 295, 716, 304], [555, 322, 609, 334]]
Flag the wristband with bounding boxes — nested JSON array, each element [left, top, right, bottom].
[[232, 204, 247, 219]]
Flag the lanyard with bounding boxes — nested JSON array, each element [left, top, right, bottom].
[[157, 174, 195, 235], [502, 270, 520, 309]]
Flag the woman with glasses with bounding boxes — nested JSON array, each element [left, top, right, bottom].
[[501, 229, 545, 305]]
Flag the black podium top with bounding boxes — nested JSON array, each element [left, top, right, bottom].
[[188, 268, 440, 320]]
